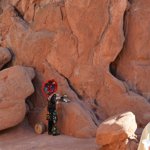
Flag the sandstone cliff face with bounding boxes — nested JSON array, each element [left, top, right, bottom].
[[0, 0, 150, 138], [116, 0, 150, 100]]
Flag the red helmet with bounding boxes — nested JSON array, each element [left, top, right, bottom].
[[42, 79, 58, 98]]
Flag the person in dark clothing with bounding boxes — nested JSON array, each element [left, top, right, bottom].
[[47, 94, 59, 135], [42, 80, 70, 136]]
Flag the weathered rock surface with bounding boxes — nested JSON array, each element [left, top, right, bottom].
[[116, 0, 150, 100], [0, 0, 150, 139], [96, 112, 137, 145], [57, 101, 97, 138], [0, 66, 35, 130], [96, 112, 138, 150], [99, 139, 138, 150], [0, 47, 11, 69]]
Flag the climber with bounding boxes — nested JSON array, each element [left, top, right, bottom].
[[42, 79, 70, 136]]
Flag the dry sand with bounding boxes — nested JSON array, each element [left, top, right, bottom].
[[0, 119, 98, 150]]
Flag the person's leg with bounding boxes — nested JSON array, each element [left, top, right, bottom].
[[48, 120, 53, 135], [51, 110, 60, 136], [51, 124, 59, 136]]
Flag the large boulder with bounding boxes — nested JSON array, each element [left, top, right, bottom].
[[0, 47, 11, 69], [0, 65, 35, 130], [96, 112, 137, 150], [57, 101, 97, 138]]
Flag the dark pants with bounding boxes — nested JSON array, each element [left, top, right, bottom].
[[47, 110, 59, 135], [48, 120, 53, 134]]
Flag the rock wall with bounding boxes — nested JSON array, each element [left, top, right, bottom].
[[0, 0, 150, 137]]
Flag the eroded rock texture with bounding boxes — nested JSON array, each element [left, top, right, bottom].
[[0, 0, 150, 137], [116, 0, 150, 100], [96, 112, 138, 150], [0, 66, 35, 130], [0, 47, 11, 69]]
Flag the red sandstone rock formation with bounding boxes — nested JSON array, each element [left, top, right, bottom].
[[96, 112, 138, 150], [0, 47, 11, 69], [0, 65, 35, 130], [0, 0, 150, 141]]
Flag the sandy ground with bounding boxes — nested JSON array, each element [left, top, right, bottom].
[[0, 120, 99, 150]]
